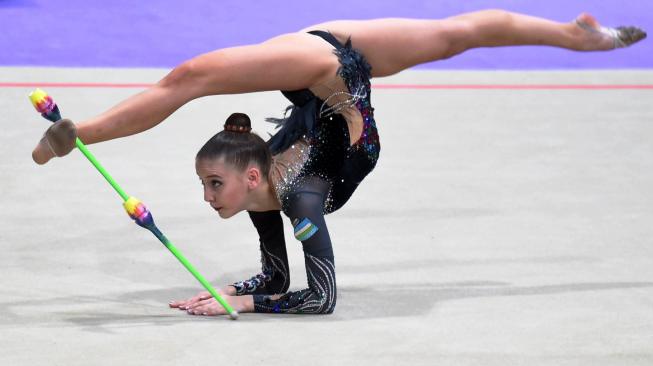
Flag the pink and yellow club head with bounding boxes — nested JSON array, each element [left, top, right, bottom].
[[123, 196, 155, 228], [28, 88, 62, 122]]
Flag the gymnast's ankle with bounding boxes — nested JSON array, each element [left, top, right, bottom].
[[573, 13, 646, 51]]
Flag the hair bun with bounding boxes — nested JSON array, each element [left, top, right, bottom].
[[224, 113, 252, 133]]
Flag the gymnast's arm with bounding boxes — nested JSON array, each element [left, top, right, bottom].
[[32, 33, 337, 164], [180, 178, 338, 315], [169, 210, 290, 311], [228, 210, 291, 296], [251, 178, 337, 314]]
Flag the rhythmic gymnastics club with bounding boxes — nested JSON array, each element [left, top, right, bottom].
[[28, 88, 238, 320]]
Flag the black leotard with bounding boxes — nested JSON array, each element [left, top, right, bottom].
[[231, 30, 380, 314]]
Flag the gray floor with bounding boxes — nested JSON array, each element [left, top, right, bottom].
[[1, 67, 652, 365]]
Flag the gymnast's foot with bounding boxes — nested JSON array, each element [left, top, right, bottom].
[[32, 119, 77, 165], [573, 13, 646, 51]]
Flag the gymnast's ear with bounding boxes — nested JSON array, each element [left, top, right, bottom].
[[245, 165, 263, 189]]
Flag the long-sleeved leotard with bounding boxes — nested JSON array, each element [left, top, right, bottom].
[[234, 197, 337, 314], [231, 210, 290, 296], [253, 177, 337, 314], [232, 30, 380, 314]]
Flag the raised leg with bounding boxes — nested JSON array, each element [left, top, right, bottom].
[[32, 33, 340, 163], [309, 10, 646, 77]]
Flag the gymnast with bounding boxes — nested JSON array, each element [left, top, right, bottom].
[[31, 10, 645, 315]]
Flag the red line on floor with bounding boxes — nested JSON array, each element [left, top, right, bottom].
[[1, 82, 653, 89], [373, 84, 653, 90], [0, 82, 155, 88]]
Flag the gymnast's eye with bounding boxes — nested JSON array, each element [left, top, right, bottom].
[[211, 180, 222, 188]]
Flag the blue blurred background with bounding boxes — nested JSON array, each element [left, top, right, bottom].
[[1, 0, 650, 69]]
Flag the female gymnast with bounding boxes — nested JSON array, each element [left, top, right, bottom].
[[31, 10, 645, 315]]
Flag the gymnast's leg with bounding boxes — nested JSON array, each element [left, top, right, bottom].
[[31, 10, 645, 163], [31, 33, 340, 164], [308, 10, 646, 77]]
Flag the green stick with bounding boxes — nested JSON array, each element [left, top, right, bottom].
[[30, 89, 238, 319], [75, 139, 129, 201]]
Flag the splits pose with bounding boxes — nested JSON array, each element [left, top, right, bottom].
[[32, 11, 645, 315]]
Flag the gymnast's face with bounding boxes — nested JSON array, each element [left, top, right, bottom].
[[196, 157, 256, 219]]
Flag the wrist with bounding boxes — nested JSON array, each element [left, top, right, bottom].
[[240, 295, 255, 312], [222, 285, 237, 296]]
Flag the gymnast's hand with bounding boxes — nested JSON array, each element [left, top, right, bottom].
[[168, 286, 236, 310], [170, 289, 254, 316], [32, 119, 77, 165]]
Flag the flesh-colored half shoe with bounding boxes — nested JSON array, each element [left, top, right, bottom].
[[575, 18, 647, 49], [33, 119, 77, 164]]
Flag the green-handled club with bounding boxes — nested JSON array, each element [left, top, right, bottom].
[[29, 88, 238, 320]]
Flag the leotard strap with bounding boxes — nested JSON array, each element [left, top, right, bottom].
[[307, 30, 345, 50]]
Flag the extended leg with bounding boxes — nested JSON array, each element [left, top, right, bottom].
[[309, 10, 646, 77], [32, 33, 340, 163]]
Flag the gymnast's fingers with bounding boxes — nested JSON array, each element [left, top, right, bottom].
[[187, 298, 215, 311], [168, 299, 186, 308], [188, 299, 224, 316], [169, 297, 195, 309], [189, 291, 213, 304], [169, 291, 212, 309]]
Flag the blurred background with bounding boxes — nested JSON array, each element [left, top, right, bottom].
[[2, 0, 651, 70]]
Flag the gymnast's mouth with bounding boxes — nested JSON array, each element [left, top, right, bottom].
[[211, 205, 222, 211]]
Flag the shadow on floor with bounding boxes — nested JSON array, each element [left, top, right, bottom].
[[1, 280, 652, 332]]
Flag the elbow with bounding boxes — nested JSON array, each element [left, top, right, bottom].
[[323, 305, 336, 315], [318, 287, 337, 314], [320, 297, 336, 314], [312, 299, 336, 314], [300, 286, 336, 314]]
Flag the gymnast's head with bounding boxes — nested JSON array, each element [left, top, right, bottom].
[[195, 113, 272, 218]]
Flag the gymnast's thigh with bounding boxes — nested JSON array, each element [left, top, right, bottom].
[[300, 18, 472, 77]]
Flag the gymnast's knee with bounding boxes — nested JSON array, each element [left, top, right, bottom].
[[157, 58, 214, 97], [159, 60, 195, 88], [443, 9, 514, 53]]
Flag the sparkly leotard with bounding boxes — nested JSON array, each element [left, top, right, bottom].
[[231, 31, 380, 314]]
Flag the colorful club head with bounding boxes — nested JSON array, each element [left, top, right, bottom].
[[29, 88, 62, 122], [123, 196, 156, 229]]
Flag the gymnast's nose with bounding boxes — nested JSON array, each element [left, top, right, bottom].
[[203, 186, 214, 203]]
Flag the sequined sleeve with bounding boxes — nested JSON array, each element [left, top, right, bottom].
[[253, 252, 336, 314], [231, 211, 290, 296], [253, 176, 337, 314]]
